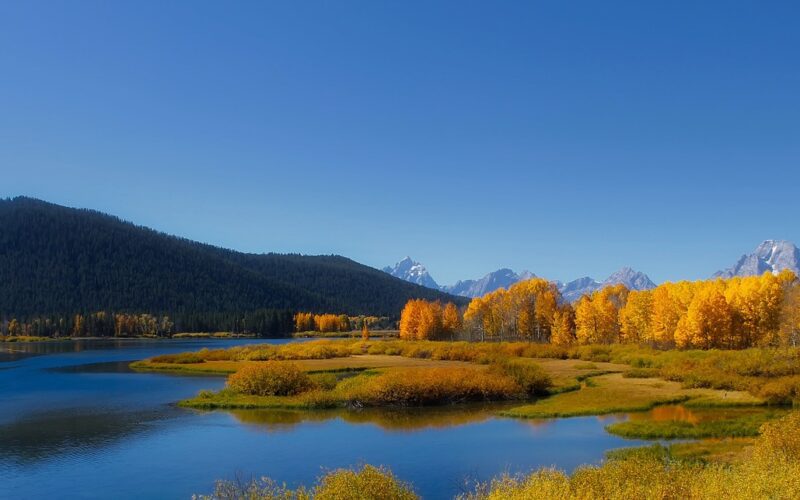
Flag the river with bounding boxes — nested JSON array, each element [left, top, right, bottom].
[[0, 339, 650, 499]]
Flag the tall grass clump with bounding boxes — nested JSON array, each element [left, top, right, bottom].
[[490, 360, 552, 396], [150, 352, 205, 364], [227, 362, 312, 396], [346, 367, 523, 406], [198, 465, 417, 500]]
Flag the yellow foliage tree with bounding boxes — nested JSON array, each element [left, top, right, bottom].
[[442, 302, 462, 339], [674, 283, 732, 349], [619, 290, 653, 344], [550, 306, 576, 346], [575, 284, 628, 344]]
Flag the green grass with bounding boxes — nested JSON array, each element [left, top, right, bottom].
[[500, 373, 764, 419], [605, 411, 784, 439]]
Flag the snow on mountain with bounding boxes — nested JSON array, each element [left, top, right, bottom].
[[713, 240, 800, 278], [382, 256, 656, 302], [559, 268, 656, 302], [442, 268, 537, 298], [559, 276, 601, 303], [384, 241, 800, 304], [382, 257, 440, 289]]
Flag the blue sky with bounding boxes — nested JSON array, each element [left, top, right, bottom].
[[1, 1, 798, 285]]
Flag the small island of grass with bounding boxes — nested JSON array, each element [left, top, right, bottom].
[[131, 340, 788, 421]]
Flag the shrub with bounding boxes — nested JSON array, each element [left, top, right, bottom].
[[348, 367, 521, 406], [150, 352, 204, 364], [491, 360, 552, 396], [199, 465, 417, 500], [757, 377, 800, 405], [622, 368, 659, 378], [754, 411, 800, 462], [310, 372, 338, 391], [313, 465, 417, 500], [198, 348, 234, 361], [227, 362, 312, 396]]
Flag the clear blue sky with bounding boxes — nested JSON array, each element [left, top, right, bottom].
[[1, 1, 798, 285]]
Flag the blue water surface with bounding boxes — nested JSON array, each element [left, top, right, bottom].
[[0, 339, 645, 499]]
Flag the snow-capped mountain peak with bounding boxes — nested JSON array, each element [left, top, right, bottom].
[[714, 240, 800, 278], [382, 257, 440, 289]]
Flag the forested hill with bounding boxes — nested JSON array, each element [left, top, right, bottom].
[[0, 197, 464, 318]]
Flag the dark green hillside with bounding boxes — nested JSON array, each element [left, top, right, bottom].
[[0, 197, 464, 319]]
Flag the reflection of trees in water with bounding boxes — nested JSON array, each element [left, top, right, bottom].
[[228, 404, 532, 433], [0, 407, 177, 464], [618, 405, 780, 425]]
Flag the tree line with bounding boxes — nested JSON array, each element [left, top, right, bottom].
[[1, 309, 296, 338], [400, 272, 800, 349], [293, 312, 391, 333]]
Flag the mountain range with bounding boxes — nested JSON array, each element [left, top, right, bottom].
[[713, 240, 800, 279], [382, 257, 656, 300], [384, 240, 800, 301], [0, 197, 465, 318]]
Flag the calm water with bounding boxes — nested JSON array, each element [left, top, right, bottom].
[[1, 339, 651, 499]]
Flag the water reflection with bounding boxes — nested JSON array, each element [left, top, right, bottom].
[[624, 405, 780, 424], [226, 403, 547, 433], [0, 407, 178, 465]]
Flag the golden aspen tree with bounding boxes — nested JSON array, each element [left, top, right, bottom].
[[550, 307, 576, 346], [574, 296, 599, 344], [576, 285, 628, 344], [650, 283, 688, 348], [72, 314, 85, 337], [399, 299, 423, 340], [421, 301, 443, 339], [464, 296, 490, 341], [442, 302, 462, 339], [362, 320, 370, 341], [674, 284, 732, 349], [619, 290, 653, 344], [779, 281, 800, 347]]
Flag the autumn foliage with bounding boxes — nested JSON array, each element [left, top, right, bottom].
[[294, 312, 352, 333], [399, 300, 462, 340], [226, 362, 312, 396], [463, 278, 568, 342], [407, 271, 800, 350]]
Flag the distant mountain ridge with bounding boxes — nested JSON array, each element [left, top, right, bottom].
[[382, 257, 655, 301], [442, 269, 536, 298], [0, 197, 465, 318], [714, 240, 800, 278], [557, 267, 657, 302]]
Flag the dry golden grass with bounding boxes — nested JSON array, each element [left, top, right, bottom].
[[502, 373, 764, 419], [133, 354, 475, 375]]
